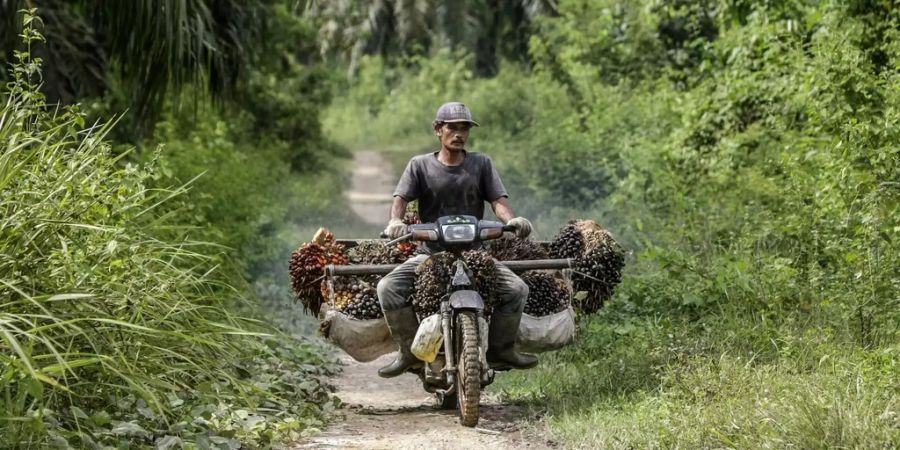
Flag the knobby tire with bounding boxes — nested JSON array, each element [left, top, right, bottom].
[[455, 311, 481, 427]]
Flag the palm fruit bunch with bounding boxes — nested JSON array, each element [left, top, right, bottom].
[[487, 235, 548, 261], [403, 200, 420, 225], [521, 271, 571, 316], [392, 242, 418, 262], [348, 240, 394, 265], [289, 228, 347, 315], [549, 222, 586, 259], [403, 210, 420, 226], [323, 276, 383, 320], [411, 251, 499, 318], [412, 253, 454, 317], [349, 237, 417, 266], [552, 220, 625, 314], [462, 250, 499, 314], [395, 204, 421, 259]]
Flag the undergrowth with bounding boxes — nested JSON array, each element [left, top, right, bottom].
[[0, 13, 335, 448]]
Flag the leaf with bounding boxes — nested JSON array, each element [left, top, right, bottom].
[[167, 394, 184, 408], [70, 406, 89, 420], [137, 405, 155, 420], [155, 435, 182, 450], [111, 420, 148, 436], [90, 410, 111, 426], [45, 293, 94, 302], [24, 377, 43, 398]]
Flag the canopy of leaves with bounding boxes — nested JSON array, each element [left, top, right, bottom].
[[0, 0, 264, 131], [308, 0, 556, 76]]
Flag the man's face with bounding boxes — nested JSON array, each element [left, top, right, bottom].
[[435, 122, 471, 152]]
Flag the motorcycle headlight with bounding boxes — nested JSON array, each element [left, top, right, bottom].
[[442, 224, 476, 243]]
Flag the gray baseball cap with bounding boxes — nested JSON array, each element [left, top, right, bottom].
[[434, 102, 480, 126]]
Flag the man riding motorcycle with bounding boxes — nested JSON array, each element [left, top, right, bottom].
[[376, 102, 538, 378]]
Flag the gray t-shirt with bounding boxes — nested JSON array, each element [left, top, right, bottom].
[[393, 151, 508, 252]]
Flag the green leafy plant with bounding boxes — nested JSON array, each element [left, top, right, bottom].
[[0, 11, 334, 448]]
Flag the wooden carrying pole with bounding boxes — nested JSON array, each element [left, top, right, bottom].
[[325, 258, 574, 277]]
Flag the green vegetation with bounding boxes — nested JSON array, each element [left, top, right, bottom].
[[0, 0, 263, 133], [323, 0, 899, 447], [0, 8, 349, 448], [3, 0, 898, 447]]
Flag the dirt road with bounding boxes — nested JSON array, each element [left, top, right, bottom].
[[294, 354, 554, 449], [293, 150, 555, 449], [345, 151, 395, 226]]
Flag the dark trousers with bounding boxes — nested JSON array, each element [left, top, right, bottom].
[[376, 254, 529, 315]]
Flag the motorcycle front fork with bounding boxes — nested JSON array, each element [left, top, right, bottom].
[[440, 300, 457, 387]]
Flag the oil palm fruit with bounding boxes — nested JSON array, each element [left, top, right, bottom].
[[548, 220, 625, 314], [289, 228, 347, 315], [488, 235, 548, 261], [411, 253, 454, 317], [521, 271, 570, 316], [550, 222, 585, 259]]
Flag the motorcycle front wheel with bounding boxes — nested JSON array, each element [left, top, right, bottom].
[[455, 311, 481, 427]]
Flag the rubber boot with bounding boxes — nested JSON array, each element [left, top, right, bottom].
[[378, 306, 423, 378], [486, 311, 538, 369]]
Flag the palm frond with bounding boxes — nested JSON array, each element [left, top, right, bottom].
[[0, 1, 264, 134]]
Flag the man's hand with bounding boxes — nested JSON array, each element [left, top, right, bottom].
[[384, 218, 408, 239], [507, 217, 533, 239]]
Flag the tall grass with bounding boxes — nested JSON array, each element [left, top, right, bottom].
[[1, 13, 333, 448]]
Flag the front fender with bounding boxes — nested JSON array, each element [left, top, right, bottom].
[[448, 290, 485, 311]]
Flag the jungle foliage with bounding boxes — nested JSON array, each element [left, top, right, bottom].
[[322, 0, 899, 447], [0, 7, 348, 448], [0, 0, 267, 134], [308, 0, 556, 76]]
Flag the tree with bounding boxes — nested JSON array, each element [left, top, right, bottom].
[[0, 0, 263, 132], [306, 0, 557, 77]]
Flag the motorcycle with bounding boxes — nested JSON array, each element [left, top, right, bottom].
[[328, 215, 572, 426]]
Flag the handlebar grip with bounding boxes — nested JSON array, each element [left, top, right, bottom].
[[379, 232, 388, 239], [502, 225, 517, 233]]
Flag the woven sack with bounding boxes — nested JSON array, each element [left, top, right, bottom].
[[319, 304, 395, 362], [515, 306, 576, 353]]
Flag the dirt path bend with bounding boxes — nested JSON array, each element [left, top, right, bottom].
[[293, 150, 555, 449], [294, 354, 554, 450]]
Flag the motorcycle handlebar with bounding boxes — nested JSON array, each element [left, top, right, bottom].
[[384, 224, 516, 234], [378, 223, 516, 244]]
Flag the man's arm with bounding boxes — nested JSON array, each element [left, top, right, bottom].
[[390, 196, 409, 221], [491, 197, 533, 238], [490, 197, 515, 224], [385, 158, 417, 238], [384, 196, 410, 238]]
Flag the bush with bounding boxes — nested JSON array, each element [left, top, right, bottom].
[[0, 16, 333, 448]]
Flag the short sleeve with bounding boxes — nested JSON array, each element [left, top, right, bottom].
[[393, 159, 419, 201], [481, 155, 508, 201]]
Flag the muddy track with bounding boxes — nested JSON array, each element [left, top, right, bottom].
[[292, 150, 555, 449]]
